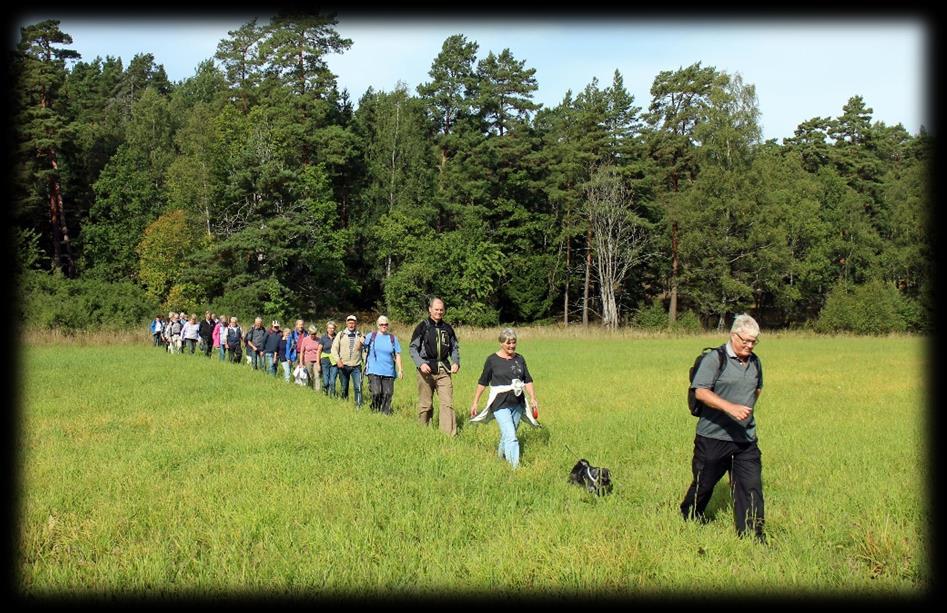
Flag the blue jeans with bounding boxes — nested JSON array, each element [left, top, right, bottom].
[[337, 365, 362, 408], [321, 357, 338, 397], [251, 351, 263, 370], [218, 345, 226, 361], [281, 360, 292, 382], [494, 406, 525, 468], [264, 352, 278, 376]]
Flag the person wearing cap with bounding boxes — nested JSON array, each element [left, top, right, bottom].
[[408, 297, 461, 436], [246, 317, 268, 370], [363, 315, 404, 415], [262, 320, 284, 377], [298, 324, 323, 392], [319, 321, 339, 396], [331, 315, 365, 409]]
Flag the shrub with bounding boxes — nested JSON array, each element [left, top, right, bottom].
[[448, 301, 500, 328], [632, 301, 670, 330], [815, 280, 914, 335], [20, 270, 159, 332], [671, 310, 704, 333]]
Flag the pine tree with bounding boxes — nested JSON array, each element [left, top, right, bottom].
[[14, 19, 81, 275]]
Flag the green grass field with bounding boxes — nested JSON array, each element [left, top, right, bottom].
[[18, 332, 928, 597]]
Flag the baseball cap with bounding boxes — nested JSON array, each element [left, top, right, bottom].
[[346, 314, 357, 322]]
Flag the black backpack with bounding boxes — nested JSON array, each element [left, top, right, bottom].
[[687, 345, 728, 416], [687, 345, 760, 416]]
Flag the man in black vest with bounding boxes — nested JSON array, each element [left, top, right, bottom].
[[409, 297, 460, 436]]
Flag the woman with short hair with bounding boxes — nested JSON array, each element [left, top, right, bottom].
[[298, 324, 323, 392], [468, 328, 541, 469], [319, 321, 339, 396]]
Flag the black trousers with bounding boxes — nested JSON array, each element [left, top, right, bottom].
[[680, 435, 765, 538], [368, 374, 394, 414], [202, 336, 213, 357]]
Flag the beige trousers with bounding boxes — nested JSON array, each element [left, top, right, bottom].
[[416, 368, 456, 436]]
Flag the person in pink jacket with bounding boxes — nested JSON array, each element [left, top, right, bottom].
[[298, 325, 323, 391], [213, 315, 227, 361]]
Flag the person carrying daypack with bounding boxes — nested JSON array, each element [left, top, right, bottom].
[[331, 315, 365, 409], [362, 315, 404, 415], [408, 297, 460, 436], [680, 313, 766, 543], [169, 314, 184, 354], [150, 315, 163, 347], [226, 317, 243, 364]]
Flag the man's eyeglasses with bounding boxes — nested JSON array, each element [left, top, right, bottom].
[[734, 332, 759, 346]]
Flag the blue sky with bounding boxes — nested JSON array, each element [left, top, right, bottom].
[[12, 14, 930, 142]]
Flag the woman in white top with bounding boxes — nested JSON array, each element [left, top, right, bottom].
[[181, 314, 201, 354]]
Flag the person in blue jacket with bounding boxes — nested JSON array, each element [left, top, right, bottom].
[[149, 315, 163, 347], [362, 315, 404, 414]]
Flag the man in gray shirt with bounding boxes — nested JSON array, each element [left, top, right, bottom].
[[680, 313, 765, 542]]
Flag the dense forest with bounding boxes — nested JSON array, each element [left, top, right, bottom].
[[12, 15, 933, 334]]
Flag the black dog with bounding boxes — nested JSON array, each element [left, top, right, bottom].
[[568, 459, 613, 496]]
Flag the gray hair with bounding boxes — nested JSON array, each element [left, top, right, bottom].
[[498, 327, 517, 343], [730, 313, 760, 337]]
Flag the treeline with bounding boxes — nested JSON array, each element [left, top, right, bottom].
[[12, 15, 932, 334]]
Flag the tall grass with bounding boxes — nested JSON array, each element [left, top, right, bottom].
[[18, 334, 928, 597]]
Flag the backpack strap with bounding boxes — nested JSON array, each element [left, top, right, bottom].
[[368, 331, 378, 361], [712, 345, 728, 388]]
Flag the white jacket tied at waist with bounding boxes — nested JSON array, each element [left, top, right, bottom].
[[469, 379, 541, 428]]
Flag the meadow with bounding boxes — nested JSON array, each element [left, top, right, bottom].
[[17, 329, 929, 599]]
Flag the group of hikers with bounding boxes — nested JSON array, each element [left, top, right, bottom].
[[151, 307, 406, 415], [149, 298, 766, 542]]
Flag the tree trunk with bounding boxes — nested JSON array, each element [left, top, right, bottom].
[[563, 238, 570, 326], [49, 154, 74, 276], [583, 228, 592, 326], [48, 182, 62, 272], [669, 220, 679, 323], [600, 279, 618, 330]]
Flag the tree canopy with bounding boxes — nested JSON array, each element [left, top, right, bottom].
[[13, 17, 932, 333]]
